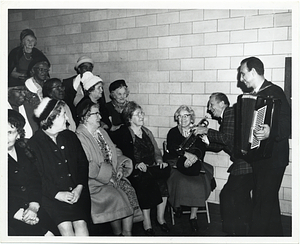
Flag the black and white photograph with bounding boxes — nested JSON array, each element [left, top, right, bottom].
[[1, 0, 299, 243]]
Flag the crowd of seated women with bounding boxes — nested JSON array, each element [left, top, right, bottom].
[[7, 28, 215, 237]]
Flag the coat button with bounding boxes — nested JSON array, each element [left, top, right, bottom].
[[21, 186, 26, 192], [14, 170, 18, 174], [69, 187, 73, 191], [67, 173, 71, 177], [61, 146, 65, 149]]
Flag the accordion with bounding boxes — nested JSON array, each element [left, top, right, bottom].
[[234, 94, 281, 162]]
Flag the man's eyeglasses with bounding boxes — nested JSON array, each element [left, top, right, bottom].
[[178, 114, 191, 119], [132, 111, 145, 117], [52, 85, 65, 90]]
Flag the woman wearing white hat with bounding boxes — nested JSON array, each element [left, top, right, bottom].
[[76, 72, 110, 130]]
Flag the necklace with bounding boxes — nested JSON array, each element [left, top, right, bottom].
[[23, 50, 32, 61]]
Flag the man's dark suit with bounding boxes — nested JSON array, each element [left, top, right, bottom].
[[206, 106, 254, 235], [248, 80, 291, 236]]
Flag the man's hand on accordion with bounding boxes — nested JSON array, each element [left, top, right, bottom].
[[254, 124, 270, 141]]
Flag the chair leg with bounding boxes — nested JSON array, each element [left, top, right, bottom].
[[170, 206, 175, 225], [205, 201, 210, 224]]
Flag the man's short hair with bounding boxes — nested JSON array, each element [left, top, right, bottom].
[[241, 56, 264, 76], [210, 92, 230, 106]]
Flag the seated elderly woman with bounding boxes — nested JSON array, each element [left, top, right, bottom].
[[110, 101, 171, 236], [42, 78, 76, 132], [164, 105, 214, 232], [75, 99, 142, 236], [76, 72, 111, 130], [28, 98, 91, 236], [105, 79, 130, 132], [8, 109, 59, 236]]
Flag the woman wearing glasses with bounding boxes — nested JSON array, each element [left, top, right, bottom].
[[110, 101, 170, 236], [76, 100, 142, 236], [164, 105, 214, 233]]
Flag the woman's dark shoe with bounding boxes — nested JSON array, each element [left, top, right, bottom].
[[156, 220, 170, 233], [189, 218, 199, 232], [144, 228, 155, 236]]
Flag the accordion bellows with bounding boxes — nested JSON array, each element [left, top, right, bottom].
[[234, 94, 281, 162]]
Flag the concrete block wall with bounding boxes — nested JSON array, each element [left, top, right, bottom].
[[8, 9, 292, 215]]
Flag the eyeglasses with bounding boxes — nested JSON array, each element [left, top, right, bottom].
[[177, 114, 191, 119], [132, 111, 145, 117], [35, 67, 49, 73], [89, 112, 101, 116]]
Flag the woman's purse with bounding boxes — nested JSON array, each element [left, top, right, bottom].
[[176, 156, 202, 176], [146, 164, 171, 179]]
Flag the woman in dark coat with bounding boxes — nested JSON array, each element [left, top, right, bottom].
[[8, 29, 49, 87], [28, 98, 90, 236], [110, 101, 170, 236], [8, 109, 59, 236]]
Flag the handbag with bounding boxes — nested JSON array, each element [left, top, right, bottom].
[[176, 157, 202, 176], [147, 164, 171, 179]]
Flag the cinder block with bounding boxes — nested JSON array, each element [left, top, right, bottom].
[[159, 83, 181, 94], [91, 31, 109, 42], [109, 29, 127, 41], [215, 167, 230, 180], [204, 9, 229, 20], [90, 10, 108, 21], [181, 33, 204, 47], [230, 9, 258, 18], [158, 105, 179, 117], [148, 48, 169, 60], [91, 52, 109, 63], [281, 174, 291, 188], [148, 71, 169, 83], [66, 44, 83, 54], [193, 20, 217, 33], [244, 42, 273, 55], [8, 20, 29, 32], [136, 14, 157, 27], [258, 27, 288, 41], [170, 94, 192, 105], [82, 20, 116, 32], [107, 9, 127, 19], [230, 29, 258, 43], [117, 17, 135, 29], [130, 93, 149, 105], [138, 37, 158, 49], [41, 16, 60, 28], [108, 51, 128, 62], [137, 60, 159, 71], [279, 200, 291, 216], [274, 40, 292, 54], [157, 11, 179, 25], [283, 187, 292, 201], [127, 71, 149, 83], [169, 47, 192, 59], [179, 9, 204, 22], [159, 127, 170, 139], [143, 105, 159, 116], [57, 15, 73, 26], [158, 36, 180, 48], [139, 82, 159, 94], [217, 43, 243, 56], [9, 12, 22, 22], [193, 70, 217, 82], [83, 42, 99, 53], [260, 55, 286, 68], [149, 116, 170, 127], [218, 17, 244, 31], [127, 27, 148, 39], [170, 71, 192, 82], [218, 69, 239, 82], [118, 39, 138, 51], [71, 12, 90, 24], [99, 41, 118, 51], [181, 58, 205, 70], [149, 94, 170, 105], [274, 13, 292, 27], [182, 83, 205, 94], [65, 24, 81, 35], [128, 50, 148, 61], [117, 61, 138, 73], [205, 57, 230, 70], [148, 25, 169, 37], [126, 9, 147, 17], [170, 22, 192, 35], [192, 45, 217, 57], [205, 32, 230, 45], [245, 15, 273, 29], [206, 82, 230, 94], [47, 46, 68, 55], [159, 60, 181, 71]]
